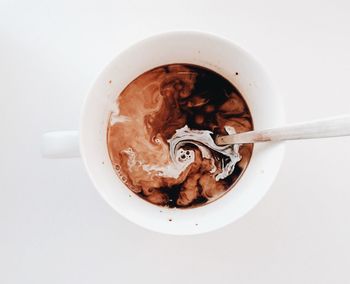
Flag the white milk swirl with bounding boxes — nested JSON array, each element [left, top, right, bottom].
[[168, 125, 241, 181]]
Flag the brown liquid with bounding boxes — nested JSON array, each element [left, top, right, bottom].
[[107, 64, 253, 208]]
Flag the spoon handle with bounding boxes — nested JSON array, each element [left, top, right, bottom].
[[216, 115, 350, 145]]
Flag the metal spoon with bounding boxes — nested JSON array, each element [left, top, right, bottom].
[[215, 115, 350, 145]]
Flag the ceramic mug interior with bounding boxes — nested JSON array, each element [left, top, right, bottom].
[[80, 31, 285, 235]]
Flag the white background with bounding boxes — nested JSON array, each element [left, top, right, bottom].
[[1, 0, 350, 283]]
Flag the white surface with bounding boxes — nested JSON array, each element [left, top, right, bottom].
[[0, 0, 350, 283]]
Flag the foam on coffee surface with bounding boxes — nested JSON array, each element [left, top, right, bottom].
[[107, 64, 253, 208]]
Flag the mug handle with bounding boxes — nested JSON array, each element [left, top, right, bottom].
[[41, 131, 80, 158]]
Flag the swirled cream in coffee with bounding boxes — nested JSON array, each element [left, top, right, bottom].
[[107, 64, 253, 208]]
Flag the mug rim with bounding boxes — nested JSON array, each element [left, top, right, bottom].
[[79, 30, 285, 235]]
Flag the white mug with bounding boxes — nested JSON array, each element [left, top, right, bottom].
[[42, 31, 285, 235]]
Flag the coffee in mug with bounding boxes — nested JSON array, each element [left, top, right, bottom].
[[107, 63, 253, 208]]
